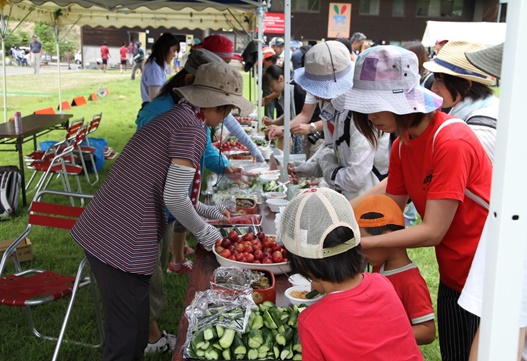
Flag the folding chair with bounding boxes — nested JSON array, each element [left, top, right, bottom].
[[24, 117, 85, 165], [74, 113, 103, 185], [25, 126, 88, 204], [84, 112, 119, 160], [0, 190, 104, 361]]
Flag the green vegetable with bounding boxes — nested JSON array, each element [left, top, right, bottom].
[[231, 333, 247, 357], [263, 309, 278, 329], [280, 342, 293, 360], [259, 328, 274, 353], [219, 328, 236, 349], [275, 327, 294, 346], [292, 353, 303, 360], [251, 315, 264, 330], [247, 329, 263, 349], [204, 346, 220, 360], [247, 348, 259, 360], [204, 326, 217, 341], [292, 331, 302, 353], [222, 348, 232, 360], [190, 330, 205, 351], [287, 309, 299, 326], [305, 290, 319, 299], [216, 325, 225, 338]]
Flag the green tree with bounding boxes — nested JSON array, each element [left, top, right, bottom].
[[33, 23, 79, 60], [5, 29, 31, 51]]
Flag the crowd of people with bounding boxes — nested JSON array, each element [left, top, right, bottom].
[[68, 30, 524, 361]]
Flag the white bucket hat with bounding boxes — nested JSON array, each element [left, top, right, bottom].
[[174, 62, 253, 116], [424, 41, 494, 85], [333, 45, 443, 115], [293, 41, 354, 100], [279, 188, 360, 259]]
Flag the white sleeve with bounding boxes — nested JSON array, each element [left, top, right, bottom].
[[223, 114, 265, 162], [305, 92, 317, 104], [164, 163, 221, 250]]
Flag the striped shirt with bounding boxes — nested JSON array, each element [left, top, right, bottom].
[[71, 102, 207, 275]]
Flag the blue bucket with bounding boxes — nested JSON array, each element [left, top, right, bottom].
[[81, 138, 107, 172]]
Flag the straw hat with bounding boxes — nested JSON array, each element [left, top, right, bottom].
[[184, 48, 223, 76], [423, 41, 494, 85], [465, 42, 504, 79], [173, 62, 253, 115]]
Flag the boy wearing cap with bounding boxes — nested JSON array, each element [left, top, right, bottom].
[[71, 62, 253, 360], [354, 194, 436, 345], [279, 187, 422, 361]]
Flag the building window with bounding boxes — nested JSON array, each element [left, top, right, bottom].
[[416, 0, 463, 17], [392, 0, 404, 16], [270, 0, 320, 13], [359, 0, 380, 15]]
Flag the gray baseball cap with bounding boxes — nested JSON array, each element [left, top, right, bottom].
[[184, 48, 223, 76]]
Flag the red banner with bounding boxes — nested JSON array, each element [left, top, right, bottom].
[[263, 12, 285, 34]]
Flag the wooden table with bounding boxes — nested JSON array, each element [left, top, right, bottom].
[[171, 243, 290, 361], [0, 114, 72, 206]]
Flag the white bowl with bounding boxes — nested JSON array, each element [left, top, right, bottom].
[[260, 172, 280, 182], [212, 247, 291, 275], [284, 285, 323, 306], [288, 274, 311, 287], [266, 198, 289, 213], [264, 192, 286, 200]]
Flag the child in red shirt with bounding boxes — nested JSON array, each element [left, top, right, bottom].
[[355, 194, 436, 345]]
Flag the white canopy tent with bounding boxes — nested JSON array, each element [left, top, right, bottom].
[[421, 20, 506, 47], [0, 0, 259, 122]]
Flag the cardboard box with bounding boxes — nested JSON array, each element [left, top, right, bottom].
[[0, 237, 33, 263]]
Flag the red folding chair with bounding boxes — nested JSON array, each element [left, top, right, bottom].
[[25, 126, 88, 204], [74, 113, 103, 185], [0, 190, 103, 361]]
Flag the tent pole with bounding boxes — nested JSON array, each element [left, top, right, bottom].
[[55, 25, 63, 114], [281, 0, 291, 185], [1, 15, 7, 123], [478, 0, 527, 359], [256, 5, 264, 129]]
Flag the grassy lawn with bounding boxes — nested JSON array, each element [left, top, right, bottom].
[[0, 67, 441, 360]]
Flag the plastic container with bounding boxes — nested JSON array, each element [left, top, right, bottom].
[[284, 285, 323, 306], [211, 267, 276, 305], [266, 198, 289, 213]]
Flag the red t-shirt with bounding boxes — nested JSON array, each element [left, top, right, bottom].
[[100, 45, 109, 60], [373, 263, 435, 325], [387, 111, 492, 292], [119, 46, 127, 61], [298, 273, 423, 361]]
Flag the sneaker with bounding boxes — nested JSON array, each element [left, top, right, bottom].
[[184, 244, 195, 255], [144, 331, 176, 353], [167, 258, 193, 275]]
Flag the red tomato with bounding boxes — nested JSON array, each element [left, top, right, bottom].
[[254, 250, 264, 261], [252, 240, 263, 251], [271, 243, 282, 252], [272, 250, 283, 263], [263, 257, 273, 264], [245, 253, 255, 263], [243, 233, 255, 242], [215, 246, 224, 254], [235, 253, 244, 261], [221, 239, 232, 249], [262, 237, 272, 248], [220, 249, 231, 258], [244, 245, 254, 254], [228, 255, 236, 261], [234, 243, 245, 252], [215, 239, 222, 247], [228, 230, 239, 242]]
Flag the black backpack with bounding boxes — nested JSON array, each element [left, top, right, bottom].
[[0, 166, 22, 219]]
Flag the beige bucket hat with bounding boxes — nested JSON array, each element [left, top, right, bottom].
[[174, 62, 253, 115]]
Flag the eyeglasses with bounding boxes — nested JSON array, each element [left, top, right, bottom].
[[324, 42, 337, 83]]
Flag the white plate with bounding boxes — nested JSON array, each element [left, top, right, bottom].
[[212, 247, 291, 275]]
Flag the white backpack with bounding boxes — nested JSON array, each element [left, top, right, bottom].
[[0, 166, 22, 219]]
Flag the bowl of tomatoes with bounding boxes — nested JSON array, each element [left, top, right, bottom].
[[213, 230, 291, 275]]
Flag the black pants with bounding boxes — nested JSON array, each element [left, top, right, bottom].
[[86, 252, 151, 361], [437, 282, 480, 361]]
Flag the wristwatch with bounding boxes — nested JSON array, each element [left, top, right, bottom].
[[309, 123, 317, 133]]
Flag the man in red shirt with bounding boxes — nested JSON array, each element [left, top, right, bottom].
[[100, 41, 110, 73], [119, 42, 128, 74]]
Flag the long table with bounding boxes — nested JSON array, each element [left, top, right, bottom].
[[172, 209, 290, 361], [0, 114, 72, 206]]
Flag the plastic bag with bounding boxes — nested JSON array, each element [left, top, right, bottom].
[[211, 267, 269, 292], [183, 288, 256, 358]]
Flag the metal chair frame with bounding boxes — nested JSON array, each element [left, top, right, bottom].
[[0, 190, 104, 361]]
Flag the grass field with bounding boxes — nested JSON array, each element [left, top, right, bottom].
[[0, 67, 442, 361]]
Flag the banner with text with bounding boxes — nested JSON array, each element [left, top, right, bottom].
[[327, 3, 352, 38], [263, 12, 285, 34]]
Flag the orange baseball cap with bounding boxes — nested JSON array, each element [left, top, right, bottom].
[[354, 194, 405, 228]]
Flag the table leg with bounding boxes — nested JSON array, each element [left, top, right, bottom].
[[16, 138, 27, 206]]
